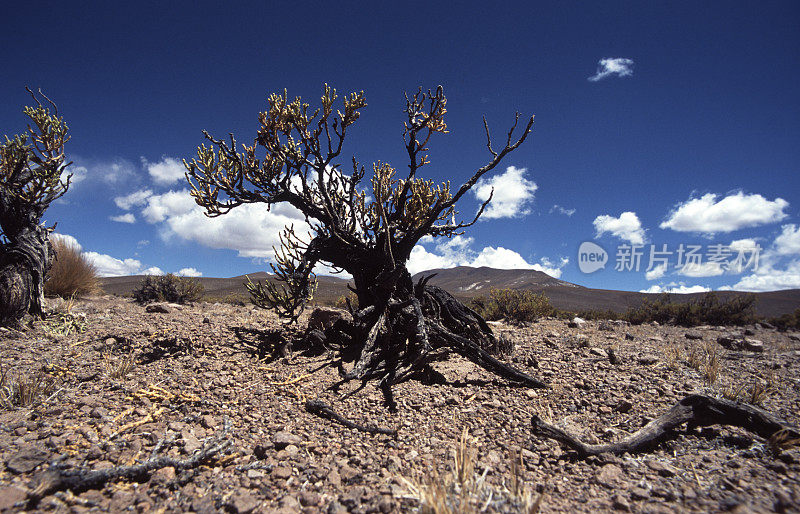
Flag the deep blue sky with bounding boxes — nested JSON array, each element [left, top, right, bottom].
[[2, 1, 799, 292]]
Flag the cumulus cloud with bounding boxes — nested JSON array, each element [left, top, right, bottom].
[[678, 261, 724, 278], [593, 211, 646, 245], [176, 267, 202, 277], [473, 166, 537, 219], [68, 156, 138, 188], [110, 213, 136, 224], [51, 233, 82, 250], [115, 189, 153, 210], [660, 192, 788, 234], [141, 267, 164, 276], [143, 156, 187, 186], [137, 189, 309, 258], [550, 205, 575, 217], [640, 283, 710, 294], [405, 236, 568, 278], [645, 263, 667, 281], [588, 58, 634, 82], [774, 224, 800, 255], [725, 259, 800, 292], [84, 252, 142, 277]]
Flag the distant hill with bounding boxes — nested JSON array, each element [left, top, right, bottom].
[[99, 266, 800, 318]]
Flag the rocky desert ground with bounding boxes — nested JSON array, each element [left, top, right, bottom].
[[1, 295, 799, 513]]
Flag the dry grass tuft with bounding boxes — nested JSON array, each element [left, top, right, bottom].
[[768, 429, 800, 456], [0, 360, 58, 409], [103, 352, 136, 379], [45, 235, 99, 298], [402, 427, 542, 513], [687, 342, 721, 385]]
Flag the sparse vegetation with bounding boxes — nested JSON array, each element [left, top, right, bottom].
[[470, 289, 554, 325], [623, 292, 757, 327], [402, 428, 542, 513], [103, 351, 136, 379], [767, 308, 800, 331], [44, 235, 99, 298], [132, 273, 204, 305], [0, 361, 57, 409], [334, 292, 359, 312]]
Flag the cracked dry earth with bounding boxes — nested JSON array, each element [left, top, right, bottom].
[[1, 295, 799, 513]]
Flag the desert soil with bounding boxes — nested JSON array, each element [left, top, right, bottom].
[[1, 295, 799, 513]]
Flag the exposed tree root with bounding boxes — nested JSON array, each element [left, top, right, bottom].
[[531, 394, 800, 458], [29, 420, 233, 504], [305, 399, 397, 436], [319, 282, 547, 410]]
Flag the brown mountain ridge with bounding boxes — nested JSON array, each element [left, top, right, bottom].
[[99, 266, 800, 318]]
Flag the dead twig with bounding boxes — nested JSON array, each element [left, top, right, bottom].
[[305, 399, 397, 436]]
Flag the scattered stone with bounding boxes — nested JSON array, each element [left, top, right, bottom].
[[146, 303, 171, 313], [646, 460, 680, 477], [229, 490, 259, 513], [595, 463, 627, 489], [637, 354, 659, 365], [598, 321, 615, 332], [615, 400, 633, 413], [149, 466, 176, 485], [299, 491, 320, 507], [590, 347, 608, 358], [743, 339, 764, 352], [272, 431, 302, 449], [625, 333, 635, 341], [685, 332, 703, 340], [0, 486, 27, 510], [568, 317, 586, 328], [307, 307, 350, 331], [6, 447, 48, 474], [612, 493, 631, 511]]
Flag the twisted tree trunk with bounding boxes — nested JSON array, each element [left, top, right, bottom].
[[0, 225, 52, 327]]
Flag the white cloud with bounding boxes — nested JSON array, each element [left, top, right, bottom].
[[550, 205, 575, 217], [645, 263, 667, 281], [588, 58, 634, 82], [51, 233, 82, 251], [110, 213, 136, 224], [115, 189, 153, 210], [84, 252, 142, 277], [68, 156, 138, 188], [640, 283, 710, 294], [176, 267, 202, 277], [141, 267, 164, 276], [406, 236, 568, 278], [473, 166, 537, 219], [143, 156, 187, 186], [726, 259, 800, 292], [773, 224, 800, 255], [593, 211, 646, 245], [660, 192, 788, 234], [138, 189, 309, 258], [678, 261, 724, 278]]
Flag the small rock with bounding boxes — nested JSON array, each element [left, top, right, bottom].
[[568, 317, 586, 328], [598, 321, 615, 332], [717, 334, 742, 349], [327, 468, 342, 488], [637, 355, 659, 365], [272, 431, 302, 449], [0, 486, 27, 510], [90, 406, 109, 419], [307, 307, 351, 331], [201, 415, 217, 429], [182, 430, 202, 453], [146, 303, 170, 313], [612, 494, 631, 511], [685, 332, 703, 340], [743, 339, 764, 352], [629, 486, 650, 500], [202, 317, 211, 324], [272, 465, 292, 479], [590, 347, 608, 358], [646, 460, 679, 477], [595, 463, 627, 489], [229, 490, 259, 513], [625, 333, 635, 341], [7, 447, 49, 474], [300, 491, 320, 507], [149, 466, 176, 485]]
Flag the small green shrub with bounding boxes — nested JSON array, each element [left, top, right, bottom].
[[334, 292, 359, 312], [470, 289, 554, 325], [624, 292, 756, 327], [132, 274, 204, 305], [45, 235, 99, 298], [768, 308, 800, 331]]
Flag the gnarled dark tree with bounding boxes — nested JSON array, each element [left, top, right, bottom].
[[185, 85, 546, 408], [0, 89, 72, 327]]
